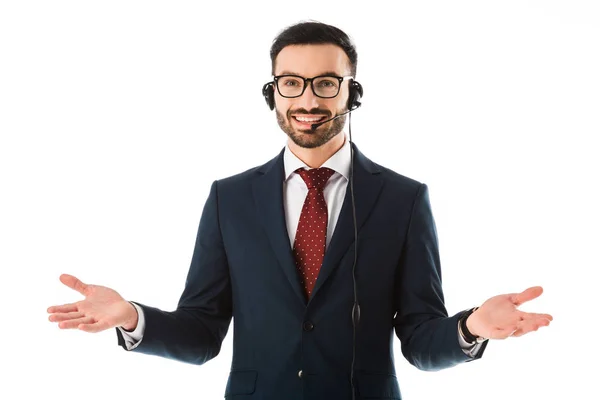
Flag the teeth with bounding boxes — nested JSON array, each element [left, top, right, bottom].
[[295, 116, 324, 122]]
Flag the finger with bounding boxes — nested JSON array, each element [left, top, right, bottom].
[[520, 312, 553, 322], [510, 286, 543, 306], [48, 311, 85, 322], [78, 320, 111, 333], [59, 274, 89, 296], [511, 318, 551, 337], [47, 303, 78, 314], [58, 316, 95, 329]]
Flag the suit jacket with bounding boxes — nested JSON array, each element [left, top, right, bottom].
[[116, 142, 488, 399]]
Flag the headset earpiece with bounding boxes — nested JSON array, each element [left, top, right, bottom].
[[347, 80, 363, 111], [262, 82, 275, 110]]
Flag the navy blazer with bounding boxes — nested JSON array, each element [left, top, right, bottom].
[[116, 142, 487, 399]]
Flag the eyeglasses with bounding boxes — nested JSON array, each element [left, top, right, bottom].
[[272, 74, 353, 99]]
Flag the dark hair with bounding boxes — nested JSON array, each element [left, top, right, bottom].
[[270, 21, 358, 77]]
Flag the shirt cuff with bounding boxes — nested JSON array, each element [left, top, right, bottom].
[[458, 320, 485, 358], [117, 302, 145, 350]]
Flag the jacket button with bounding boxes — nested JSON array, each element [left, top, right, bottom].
[[303, 321, 314, 331], [298, 369, 303, 378]]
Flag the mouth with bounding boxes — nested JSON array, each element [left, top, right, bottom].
[[291, 114, 328, 130]]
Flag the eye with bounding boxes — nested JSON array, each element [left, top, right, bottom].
[[281, 78, 301, 87], [316, 78, 338, 88]]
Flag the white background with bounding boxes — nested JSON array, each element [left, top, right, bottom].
[[1, 1, 598, 399]]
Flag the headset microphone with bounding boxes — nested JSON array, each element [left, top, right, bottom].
[[310, 105, 360, 130]]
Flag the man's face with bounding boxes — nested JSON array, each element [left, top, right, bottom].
[[273, 44, 351, 149]]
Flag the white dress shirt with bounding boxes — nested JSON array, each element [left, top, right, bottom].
[[119, 133, 483, 356]]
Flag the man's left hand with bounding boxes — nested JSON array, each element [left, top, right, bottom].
[[466, 286, 553, 340]]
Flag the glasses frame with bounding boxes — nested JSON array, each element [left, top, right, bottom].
[[272, 74, 354, 99]]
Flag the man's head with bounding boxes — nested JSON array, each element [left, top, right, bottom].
[[268, 21, 358, 149]]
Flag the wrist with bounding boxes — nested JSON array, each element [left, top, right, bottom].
[[121, 301, 139, 332], [465, 309, 478, 336], [461, 307, 486, 344]]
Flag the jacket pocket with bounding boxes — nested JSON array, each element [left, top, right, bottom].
[[224, 370, 257, 396], [355, 371, 401, 399]]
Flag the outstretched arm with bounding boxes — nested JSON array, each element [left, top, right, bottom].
[[393, 184, 552, 371], [115, 180, 233, 365], [394, 183, 485, 371], [48, 180, 233, 366]]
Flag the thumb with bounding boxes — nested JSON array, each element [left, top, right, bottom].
[[510, 286, 543, 306], [59, 274, 89, 296]]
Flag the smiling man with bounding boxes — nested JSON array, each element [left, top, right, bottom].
[[48, 21, 553, 400], [274, 43, 350, 150]]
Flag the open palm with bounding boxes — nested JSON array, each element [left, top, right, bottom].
[[467, 286, 553, 340], [47, 274, 137, 333]]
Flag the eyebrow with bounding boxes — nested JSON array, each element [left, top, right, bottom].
[[277, 70, 345, 77]]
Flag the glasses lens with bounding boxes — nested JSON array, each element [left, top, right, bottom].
[[313, 76, 340, 98], [277, 76, 304, 97]]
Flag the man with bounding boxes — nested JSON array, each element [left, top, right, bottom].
[[47, 21, 552, 399]]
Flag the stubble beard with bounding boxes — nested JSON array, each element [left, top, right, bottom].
[[276, 109, 346, 149]]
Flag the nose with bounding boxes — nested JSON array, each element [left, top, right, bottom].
[[295, 83, 321, 110]]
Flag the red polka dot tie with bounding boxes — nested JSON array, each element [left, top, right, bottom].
[[292, 167, 336, 299]]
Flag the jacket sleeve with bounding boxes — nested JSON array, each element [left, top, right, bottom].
[[393, 183, 487, 371], [116, 180, 233, 365]]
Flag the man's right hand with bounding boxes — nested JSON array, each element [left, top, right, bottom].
[[47, 274, 138, 333]]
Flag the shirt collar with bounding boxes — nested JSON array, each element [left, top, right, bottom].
[[283, 132, 351, 182]]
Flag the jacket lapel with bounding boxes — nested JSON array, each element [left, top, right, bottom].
[[310, 142, 383, 302], [252, 148, 307, 306], [252, 142, 383, 307]]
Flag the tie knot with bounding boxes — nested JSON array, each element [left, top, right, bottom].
[[295, 167, 335, 190]]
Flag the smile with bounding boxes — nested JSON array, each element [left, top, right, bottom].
[[292, 115, 327, 122]]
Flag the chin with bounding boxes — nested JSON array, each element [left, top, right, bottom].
[[291, 134, 323, 149]]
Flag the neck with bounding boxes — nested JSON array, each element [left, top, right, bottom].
[[288, 133, 346, 169]]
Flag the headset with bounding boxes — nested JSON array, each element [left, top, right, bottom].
[[262, 77, 363, 400]]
